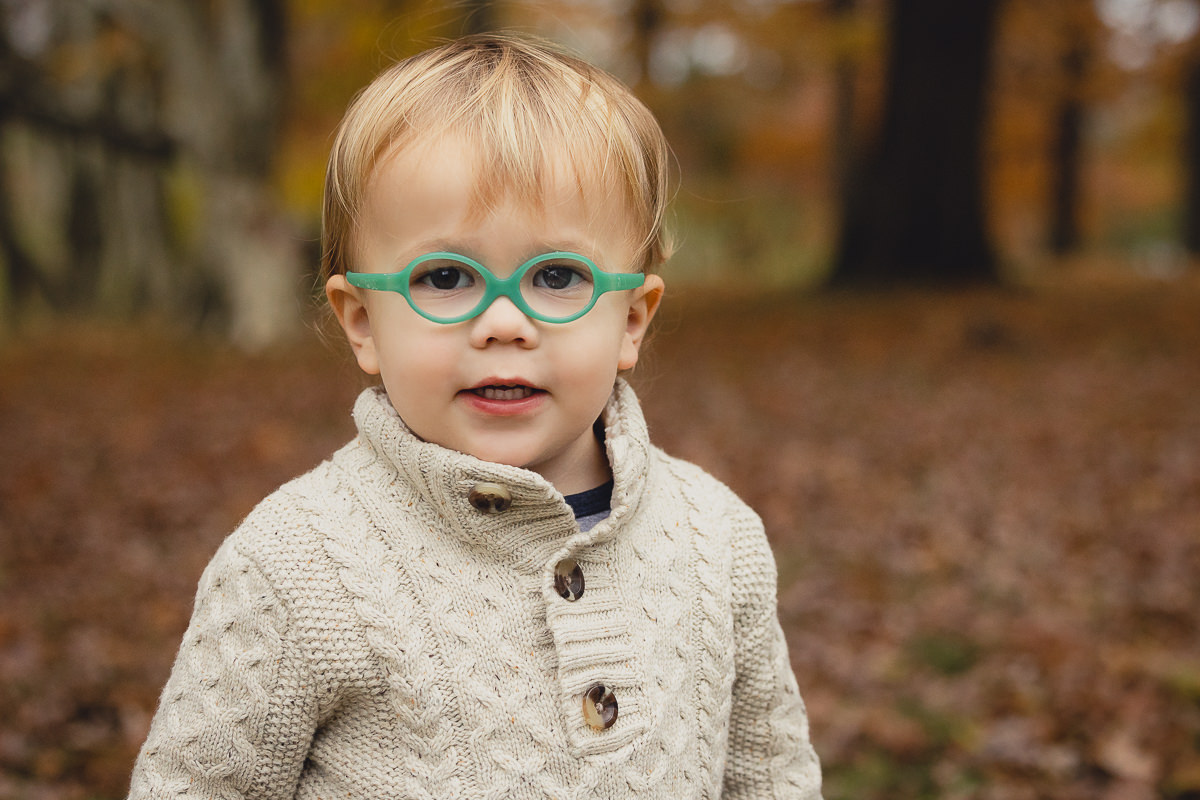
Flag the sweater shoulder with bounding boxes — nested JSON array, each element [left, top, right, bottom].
[[644, 446, 777, 593], [648, 445, 761, 525], [212, 446, 396, 688], [224, 457, 356, 560], [216, 441, 394, 623]]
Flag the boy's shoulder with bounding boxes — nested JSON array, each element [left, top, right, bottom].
[[219, 445, 381, 574], [647, 444, 762, 527], [646, 447, 784, 597]]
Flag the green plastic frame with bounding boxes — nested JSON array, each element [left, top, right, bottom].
[[345, 251, 645, 324]]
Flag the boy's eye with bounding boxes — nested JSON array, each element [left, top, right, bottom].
[[415, 266, 473, 291], [532, 264, 589, 291]]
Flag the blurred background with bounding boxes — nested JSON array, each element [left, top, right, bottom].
[[0, 0, 1199, 336], [0, 1, 1198, 799]]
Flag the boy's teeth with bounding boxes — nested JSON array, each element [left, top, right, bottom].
[[477, 385, 534, 400]]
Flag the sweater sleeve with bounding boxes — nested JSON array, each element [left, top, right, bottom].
[[722, 513, 822, 800], [128, 537, 318, 800]]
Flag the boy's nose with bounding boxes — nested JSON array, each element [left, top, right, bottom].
[[468, 295, 539, 348]]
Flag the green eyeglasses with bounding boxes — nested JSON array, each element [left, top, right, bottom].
[[345, 251, 645, 324]]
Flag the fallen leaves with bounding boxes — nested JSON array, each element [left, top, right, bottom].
[[1, 278, 1198, 799], [639, 280, 1200, 799]]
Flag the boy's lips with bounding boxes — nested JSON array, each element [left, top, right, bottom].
[[460, 380, 547, 414], [470, 385, 539, 401]]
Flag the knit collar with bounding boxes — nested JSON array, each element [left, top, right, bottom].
[[350, 378, 652, 561]]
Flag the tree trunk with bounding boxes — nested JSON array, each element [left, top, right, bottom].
[[152, 0, 299, 346], [829, 0, 858, 200], [0, 0, 300, 346], [631, 0, 664, 89], [1049, 8, 1090, 255], [461, 0, 499, 35], [830, 0, 1002, 286], [1183, 53, 1200, 255], [0, 5, 177, 316]]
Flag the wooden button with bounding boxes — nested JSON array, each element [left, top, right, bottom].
[[553, 559, 584, 601], [468, 483, 512, 513], [582, 683, 618, 730]]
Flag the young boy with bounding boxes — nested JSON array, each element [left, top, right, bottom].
[[128, 34, 822, 799]]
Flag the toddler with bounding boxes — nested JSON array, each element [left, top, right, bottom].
[[128, 33, 822, 799]]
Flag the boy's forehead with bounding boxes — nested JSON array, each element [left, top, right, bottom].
[[371, 131, 633, 221]]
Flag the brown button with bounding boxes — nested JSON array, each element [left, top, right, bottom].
[[553, 559, 584, 601], [582, 683, 618, 730], [468, 483, 512, 513]]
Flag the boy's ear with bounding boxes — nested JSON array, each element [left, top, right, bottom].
[[618, 274, 665, 371], [326, 275, 381, 375]]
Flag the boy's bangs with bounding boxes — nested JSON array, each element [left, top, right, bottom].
[[323, 35, 673, 282], [447, 97, 645, 234]]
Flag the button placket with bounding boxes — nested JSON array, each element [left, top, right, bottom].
[[543, 553, 648, 751]]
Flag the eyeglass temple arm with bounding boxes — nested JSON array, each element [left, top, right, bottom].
[[595, 271, 646, 292], [345, 271, 405, 291]]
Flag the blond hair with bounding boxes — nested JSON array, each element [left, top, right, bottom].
[[320, 33, 674, 284]]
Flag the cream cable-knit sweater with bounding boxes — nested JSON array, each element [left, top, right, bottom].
[[128, 381, 822, 799]]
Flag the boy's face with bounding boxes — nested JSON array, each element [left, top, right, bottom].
[[326, 135, 664, 494]]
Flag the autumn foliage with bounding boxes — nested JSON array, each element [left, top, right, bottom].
[[2, 276, 1198, 799]]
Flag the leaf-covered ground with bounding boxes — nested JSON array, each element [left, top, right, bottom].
[[2, 278, 1198, 799]]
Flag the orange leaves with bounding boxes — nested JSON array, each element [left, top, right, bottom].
[[2, 279, 1199, 798]]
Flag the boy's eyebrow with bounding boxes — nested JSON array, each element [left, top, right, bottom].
[[391, 239, 604, 267], [533, 240, 598, 257], [389, 238, 475, 263], [428, 239, 467, 254]]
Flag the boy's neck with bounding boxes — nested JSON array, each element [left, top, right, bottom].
[[532, 427, 612, 497]]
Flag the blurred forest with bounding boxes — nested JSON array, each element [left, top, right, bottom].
[[1, 1, 1199, 799], [0, 0, 1199, 335]]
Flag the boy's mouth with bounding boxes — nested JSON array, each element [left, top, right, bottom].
[[468, 384, 543, 401]]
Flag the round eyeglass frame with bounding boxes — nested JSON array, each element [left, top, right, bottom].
[[345, 251, 646, 324]]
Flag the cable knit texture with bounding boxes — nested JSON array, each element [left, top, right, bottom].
[[128, 380, 822, 799]]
